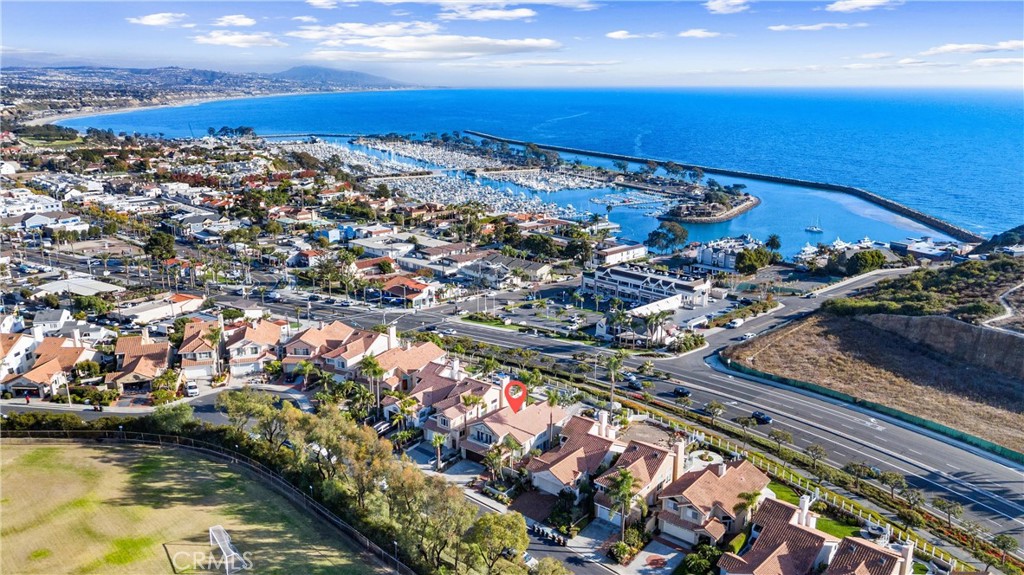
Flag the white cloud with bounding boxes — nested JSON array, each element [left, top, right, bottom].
[[439, 7, 537, 21], [305, 34, 561, 62], [858, 51, 892, 59], [768, 22, 868, 31], [306, 0, 340, 9], [605, 30, 661, 40], [970, 57, 1024, 67], [292, 16, 319, 23], [842, 63, 880, 70], [287, 21, 440, 44], [678, 28, 721, 38], [825, 0, 902, 13], [704, 0, 750, 15], [192, 31, 287, 48], [920, 40, 1023, 56], [213, 14, 257, 27], [126, 12, 188, 27]]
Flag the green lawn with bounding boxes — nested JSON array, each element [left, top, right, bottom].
[[768, 481, 862, 539], [1, 443, 383, 575]]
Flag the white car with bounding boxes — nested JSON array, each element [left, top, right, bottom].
[[742, 332, 757, 340], [185, 383, 200, 397], [521, 552, 538, 569], [441, 328, 457, 335]]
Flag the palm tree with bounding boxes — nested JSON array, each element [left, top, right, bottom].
[[607, 468, 636, 540], [359, 355, 386, 420], [605, 350, 627, 406], [640, 310, 672, 348], [765, 234, 782, 253], [478, 357, 499, 377], [460, 394, 485, 447], [593, 293, 604, 312], [733, 490, 761, 520], [430, 433, 447, 470], [483, 444, 504, 482], [545, 388, 560, 450], [572, 291, 585, 309]]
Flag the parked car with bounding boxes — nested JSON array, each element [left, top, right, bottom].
[[673, 387, 692, 398], [751, 411, 774, 425], [727, 318, 745, 328], [804, 292, 819, 299], [522, 552, 538, 569], [324, 297, 337, 304], [185, 383, 200, 397]]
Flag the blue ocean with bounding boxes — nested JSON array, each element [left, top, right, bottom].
[[61, 89, 1024, 255]]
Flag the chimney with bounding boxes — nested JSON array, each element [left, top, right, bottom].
[[451, 357, 461, 380], [598, 410, 608, 438], [388, 324, 398, 349], [673, 441, 686, 481], [798, 495, 811, 527], [72, 328, 81, 348], [900, 541, 915, 575], [716, 462, 728, 477], [141, 326, 150, 343], [318, 320, 325, 330], [32, 324, 44, 343]]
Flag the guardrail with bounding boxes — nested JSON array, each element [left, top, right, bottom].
[[0, 431, 418, 575]]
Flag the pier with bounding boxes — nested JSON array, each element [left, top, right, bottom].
[[465, 130, 986, 243]]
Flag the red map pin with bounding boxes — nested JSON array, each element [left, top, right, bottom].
[[504, 380, 528, 413]]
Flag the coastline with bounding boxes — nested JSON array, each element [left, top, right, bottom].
[[27, 88, 424, 127]]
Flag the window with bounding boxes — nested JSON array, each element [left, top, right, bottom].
[[439, 417, 449, 428]]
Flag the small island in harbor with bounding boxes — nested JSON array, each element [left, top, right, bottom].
[[355, 133, 762, 223]]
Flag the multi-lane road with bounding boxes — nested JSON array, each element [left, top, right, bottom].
[[6, 253, 1023, 548]]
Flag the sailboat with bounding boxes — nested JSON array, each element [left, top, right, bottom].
[[805, 217, 823, 233]]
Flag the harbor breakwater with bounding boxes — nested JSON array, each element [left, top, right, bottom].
[[465, 130, 987, 243]]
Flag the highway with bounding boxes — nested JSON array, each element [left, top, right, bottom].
[[6, 252, 1023, 547]]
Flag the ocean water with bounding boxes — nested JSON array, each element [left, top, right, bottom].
[[61, 88, 1024, 254]]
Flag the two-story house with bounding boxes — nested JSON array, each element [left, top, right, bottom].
[[657, 459, 772, 547], [0, 332, 39, 384], [593, 440, 676, 528], [367, 341, 447, 394], [461, 401, 570, 464], [3, 335, 101, 397], [526, 411, 619, 501], [281, 321, 363, 374], [178, 320, 221, 383], [224, 320, 283, 377], [105, 329, 171, 393], [32, 308, 73, 335]]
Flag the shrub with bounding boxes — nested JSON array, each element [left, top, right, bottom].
[[609, 541, 632, 565], [1, 392, 11, 400], [727, 531, 748, 554]]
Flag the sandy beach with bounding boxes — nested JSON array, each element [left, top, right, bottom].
[[23, 88, 420, 127]]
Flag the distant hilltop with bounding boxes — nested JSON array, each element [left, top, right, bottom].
[[4, 64, 412, 91], [1, 65, 414, 126]]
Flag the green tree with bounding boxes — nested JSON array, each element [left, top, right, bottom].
[[768, 428, 793, 456], [932, 497, 963, 528], [846, 249, 886, 276], [879, 471, 907, 500], [431, 432, 447, 471], [359, 355, 386, 419], [842, 461, 877, 491], [732, 490, 761, 519], [144, 231, 176, 262], [535, 557, 572, 575], [897, 507, 924, 530], [992, 534, 1019, 566], [765, 233, 782, 253], [466, 512, 529, 575], [704, 400, 725, 426], [804, 443, 828, 472], [901, 488, 924, 510], [607, 468, 636, 540], [149, 402, 195, 434]]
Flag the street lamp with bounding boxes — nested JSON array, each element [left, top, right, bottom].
[[393, 541, 399, 574], [118, 424, 124, 439]]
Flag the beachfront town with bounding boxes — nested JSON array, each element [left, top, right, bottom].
[[0, 127, 1015, 575]]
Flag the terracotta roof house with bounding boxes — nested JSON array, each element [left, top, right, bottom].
[[526, 411, 619, 501], [657, 459, 772, 546], [382, 275, 435, 308], [366, 340, 447, 393], [461, 400, 570, 466], [420, 361, 505, 453], [105, 330, 171, 391], [824, 538, 913, 575], [0, 332, 39, 384], [352, 256, 397, 278], [281, 320, 383, 374], [224, 320, 282, 377], [593, 440, 676, 528], [719, 497, 839, 575], [2, 358, 67, 397], [178, 320, 222, 382]]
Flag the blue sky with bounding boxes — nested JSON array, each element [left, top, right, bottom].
[[2, 1, 1022, 86]]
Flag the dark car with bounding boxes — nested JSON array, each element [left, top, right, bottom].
[[751, 411, 774, 425], [324, 297, 337, 304], [308, 294, 321, 302], [673, 387, 692, 398]]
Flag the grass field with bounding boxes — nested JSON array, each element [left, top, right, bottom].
[[0, 443, 383, 575]]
